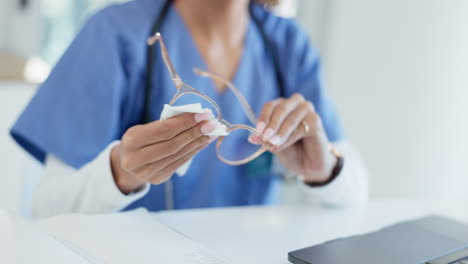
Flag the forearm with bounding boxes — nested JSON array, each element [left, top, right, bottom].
[[32, 141, 149, 219]]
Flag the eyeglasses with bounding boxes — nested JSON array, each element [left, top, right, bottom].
[[148, 33, 272, 165]]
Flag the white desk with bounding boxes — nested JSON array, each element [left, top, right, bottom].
[[3, 199, 468, 264], [155, 199, 468, 264]]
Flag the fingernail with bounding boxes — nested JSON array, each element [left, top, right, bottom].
[[209, 136, 218, 142], [263, 128, 275, 139], [249, 135, 262, 145], [269, 135, 282, 146], [194, 109, 210, 123], [256, 122, 266, 134], [205, 109, 215, 119], [201, 120, 217, 134], [194, 113, 206, 123]]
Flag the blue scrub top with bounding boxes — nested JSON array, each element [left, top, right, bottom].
[[11, 0, 344, 211]]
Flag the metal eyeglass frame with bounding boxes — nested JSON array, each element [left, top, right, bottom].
[[147, 33, 271, 165]]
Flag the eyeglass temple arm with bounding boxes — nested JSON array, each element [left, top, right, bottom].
[[194, 68, 258, 125], [148, 33, 183, 88]]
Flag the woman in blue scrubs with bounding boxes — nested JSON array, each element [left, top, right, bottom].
[[11, 0, 368, 218]]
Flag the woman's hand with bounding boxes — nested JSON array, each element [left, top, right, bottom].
[[111, 110, 217, 194], [253, 93, 337, 184]]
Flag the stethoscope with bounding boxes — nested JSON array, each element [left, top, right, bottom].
[[143, 0, 285, 209]]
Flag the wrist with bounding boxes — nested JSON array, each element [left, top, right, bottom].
[[303, 145, 343, 186], [110, 144, 146, 194]]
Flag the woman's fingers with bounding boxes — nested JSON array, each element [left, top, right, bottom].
[[256, 99, 280, 134], [114, 110, 219, 192], [274, 102, 310, 144], [131, 134, 215, 184], [248, 135, 263, 145], [275, 111, 321, 152], [121, 120, 218, 171], [264, 99, 297, 142], [148, 143, 209, 185], [274, 122, 307, 152], [151, 134, 215, 173], [122, 110, 212, 150], [257, 93, 307, 146]]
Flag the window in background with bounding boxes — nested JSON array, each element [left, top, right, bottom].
[[40, 0, 127, 64]]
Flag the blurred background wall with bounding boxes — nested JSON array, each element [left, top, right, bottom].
[[0, 0, 42, 57], [0, 1, 6, 48], [0, 0, 467, 214], [321, 0, 468, 201]]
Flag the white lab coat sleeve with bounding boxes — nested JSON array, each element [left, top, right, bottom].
[[31, 141, 150, 219], [299, 140, 369, 207]]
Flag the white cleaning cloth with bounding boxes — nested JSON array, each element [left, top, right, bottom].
[[160, 104, 228, 176]]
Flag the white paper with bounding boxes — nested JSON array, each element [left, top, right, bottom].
[[160, 104, 228, 176], [38, 209, 231, 264], [0, 210, 90, 264]]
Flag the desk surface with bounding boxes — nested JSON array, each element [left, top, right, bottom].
[[155, 199, 468, 264]]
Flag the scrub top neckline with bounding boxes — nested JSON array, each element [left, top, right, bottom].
[[170, 4, 253, 97]]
